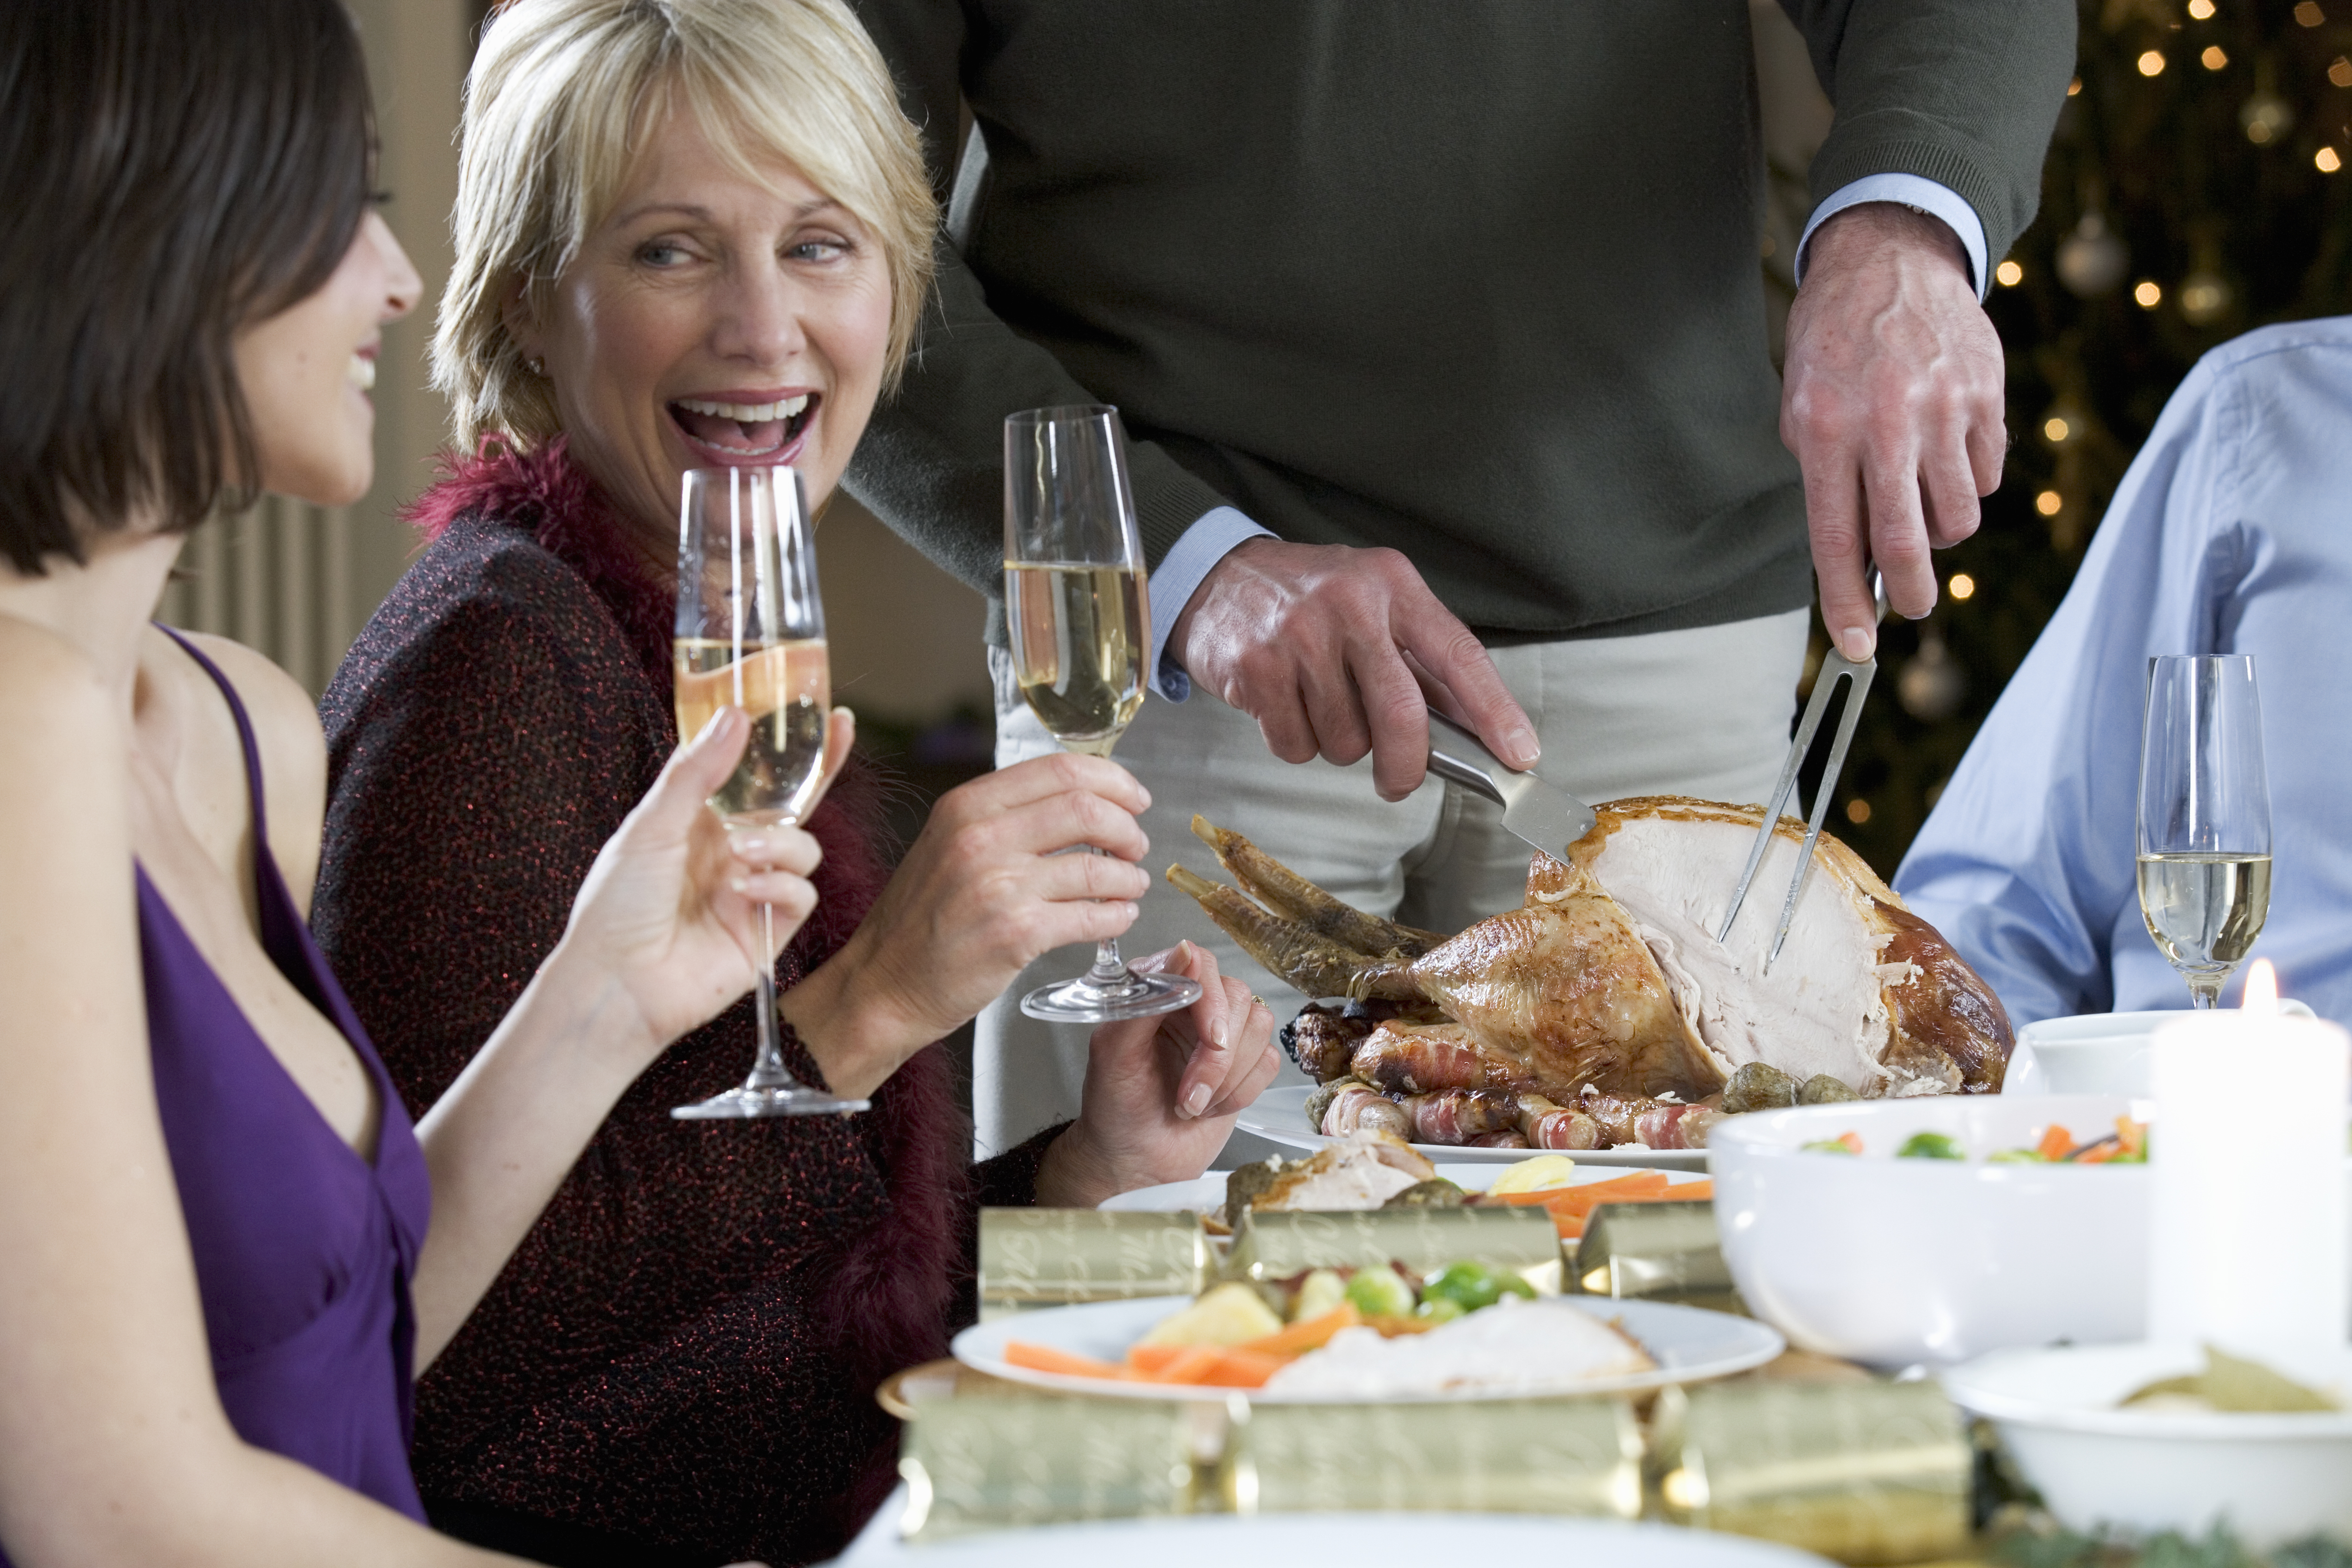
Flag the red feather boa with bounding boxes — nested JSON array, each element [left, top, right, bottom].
[[406, 438, 974, 1546]]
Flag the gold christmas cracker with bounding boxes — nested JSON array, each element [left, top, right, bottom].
[[977, 1209, 1210, 1321], [1573, 1199, 1737, 1307], [897, 1395, 1217, 1541], [1224, 1398, 1642, 1519], [1228, 1205, 1564, 1293], [1657, 1380, 1970, 1565]]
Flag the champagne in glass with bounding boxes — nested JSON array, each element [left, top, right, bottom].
[[673, 636, 831, 824], [1005, 406, 1200, 1024], [670, 466, 866, 1118], [2136, 654, 2272, 1009], [1005, 561, 1147, 754]]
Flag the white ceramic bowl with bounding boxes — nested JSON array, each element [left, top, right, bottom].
[[1943, 1342, 2352, 1548], [2008, 1004, 2316, 1096], [1714, 1096, 2352, 1371], [1711, 1096, 2158, 1369]]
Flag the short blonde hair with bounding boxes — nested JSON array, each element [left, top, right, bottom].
[[436, 0, 936, 450]]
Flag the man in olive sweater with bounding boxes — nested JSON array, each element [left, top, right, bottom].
[[843, 1, 2073, 1155]]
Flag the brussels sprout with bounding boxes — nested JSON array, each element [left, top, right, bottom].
[[1420, 1260, 1536, 1315], [1415, 1296, 1466, 1325], [1801, 1132, 1861, 1155], [1290, 1268, 1348, 1323], [1382, 1178, 1468, 1210], [1897, 1131, 1964, 1161], [1987, 1149, 2048, 1164], [1799, 1074, 1860, 1104], [1343, 1263, 1417, 1319], [1719, 1061, 1799, 1114]]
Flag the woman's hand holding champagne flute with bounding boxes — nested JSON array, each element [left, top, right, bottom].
[[1003, 406, 1200, 1024]]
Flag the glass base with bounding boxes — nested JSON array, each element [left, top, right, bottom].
[[671, 1084, 870, 1120], [1019, 969, 1201, 1024]]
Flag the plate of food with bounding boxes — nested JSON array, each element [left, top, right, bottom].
[[1168, 805, 2013, 1168], [954, 1279, 1782, 1403], [1237, 1085, 1710, 1170], [1101, 1134, 1713, 1245]]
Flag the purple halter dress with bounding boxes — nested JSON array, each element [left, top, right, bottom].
[[63, 629, 432, 1535]]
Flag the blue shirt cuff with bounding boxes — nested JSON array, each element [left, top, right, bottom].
[[1795, 174, 1990, 302], [1145, 505, 1275, 702]]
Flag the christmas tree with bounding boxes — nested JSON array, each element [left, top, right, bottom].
[[1827, 0, 2352, 878]]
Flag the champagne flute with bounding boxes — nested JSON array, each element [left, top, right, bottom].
[[670, 466, 866, 1118], [1005, 406, 1201, 1023], [2136, 654, 2273, 1009]]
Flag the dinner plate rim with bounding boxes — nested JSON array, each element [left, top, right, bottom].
[[952, 1293, 1783, 1404], [1237, 1084, 1709, 1171], [1097, 1162, 1709, 1212]]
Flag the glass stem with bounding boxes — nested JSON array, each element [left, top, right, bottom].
[[2187, 974, 2224, 1010], [746, 900, 791, 1089], [1086, 937, 1129, 983], [1079, 842, 1134, 987]]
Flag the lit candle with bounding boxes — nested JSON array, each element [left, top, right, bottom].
[[2148, 960, 2351, 1361]]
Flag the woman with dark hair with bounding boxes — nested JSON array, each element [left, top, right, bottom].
[[313, 1, 1281, 1562], [0, 1, 852, 1561]]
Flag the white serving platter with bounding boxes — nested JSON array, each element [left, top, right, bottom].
[[832, 1501, 1838, 1566], [952, 1293, 1781, 1404], [1097, 1161, 1709, 1213], [1236, 1084, 1709, 1171]]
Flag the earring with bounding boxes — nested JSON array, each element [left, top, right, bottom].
[[527, 356, 546, 376]]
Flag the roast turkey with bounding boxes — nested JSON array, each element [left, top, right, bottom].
[[1169, 800, 2011, 1134]]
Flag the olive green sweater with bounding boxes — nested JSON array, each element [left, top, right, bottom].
[[843, 1, 2073, 645]]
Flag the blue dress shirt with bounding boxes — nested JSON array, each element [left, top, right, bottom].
[[1895, 316, 2352, 1027], [1146, 178, 1988, 701]]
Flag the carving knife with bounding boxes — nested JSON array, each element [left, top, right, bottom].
[[1424, 712, 1597, 862]]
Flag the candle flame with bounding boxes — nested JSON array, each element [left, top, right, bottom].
[[2243, 957, 2281, 1015]]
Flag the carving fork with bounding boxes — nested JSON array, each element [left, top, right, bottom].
[[1716, 572, 1890, 970]]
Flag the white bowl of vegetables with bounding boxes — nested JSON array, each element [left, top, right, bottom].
[[1709, 1095, 2165, 1371]]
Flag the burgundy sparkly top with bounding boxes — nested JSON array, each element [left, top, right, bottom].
[[314, 441, 1048, 1566]]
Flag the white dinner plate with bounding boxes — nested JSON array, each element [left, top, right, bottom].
[[833, 1499, 1837, 1566], [1097, 1162, 1709, 1212], [952, 1294, 1782, 1404], [1236, 1084, 1709, 1171], [834, 1505, 1834, 1565]]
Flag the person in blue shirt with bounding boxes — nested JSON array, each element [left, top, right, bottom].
[[1895, 317, 2352, 1026]]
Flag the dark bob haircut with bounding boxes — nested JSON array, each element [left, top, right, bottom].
[[0, 0, 376, 575]]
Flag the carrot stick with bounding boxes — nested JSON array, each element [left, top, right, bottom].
[[1550, 1173, 1672, 1219], [1007, 1342, 1128, 1380], [1674, 1181, 1714, 1201], [1577, 1171, 1674, 1199], [1190, 1349, 1287, 1388], [1124, 1344, 1191, 1375], [2036, 1124, 2074, 1162], [1136, 1344, 1226, 1384], [2116, 1116, 2148, 1158], [1238, 1303, 1361, 1357]]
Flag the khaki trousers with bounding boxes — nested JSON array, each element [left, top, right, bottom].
[[975, 609, 1810, 1160]]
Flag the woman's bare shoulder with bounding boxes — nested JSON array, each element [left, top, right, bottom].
[[157, 629, 328, 893], [165, 630, 320, 741]]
